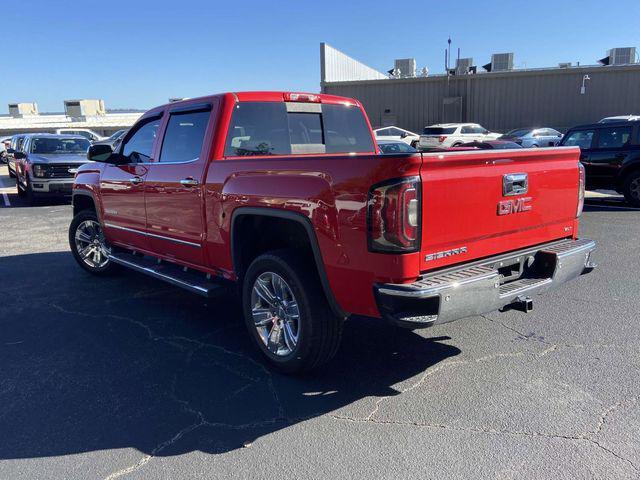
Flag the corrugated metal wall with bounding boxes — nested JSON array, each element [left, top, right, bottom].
[[322, 64, 640, 132]]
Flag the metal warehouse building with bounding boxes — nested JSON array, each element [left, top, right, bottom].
[[320, 43, 640, 133]]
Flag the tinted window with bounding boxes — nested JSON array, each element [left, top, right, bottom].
[[224, 102, 374, 157], [375, 128, 392, 136], [379, 142, 417, 154], [323, 104, 374, 154], [31, 137, 90, 154], [506, 128, 532, 137], [159, 110, 210, 162], [225, 102, 290, 156], [595, 126, 632, 149], [388, 128, 404, 136], [122, 118, 161, 162], [423, 127, 456, 135], [562, 130, 594, 149], [472, 126, 489, 134]]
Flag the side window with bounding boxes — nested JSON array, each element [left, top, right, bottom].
[[389, 128, 403, 136], [474, 126, 489, 134], [563, 130, 595, 149], [122, 117, 162, 162], [159, 110, 210, 163], [375, 128, 391, 137], [460, 126, 471, 134], [595, 126, 632, 149]]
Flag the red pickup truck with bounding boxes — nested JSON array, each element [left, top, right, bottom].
[[69, 91, 596, 373]]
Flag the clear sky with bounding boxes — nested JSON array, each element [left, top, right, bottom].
[[2, 0, 639, 112]]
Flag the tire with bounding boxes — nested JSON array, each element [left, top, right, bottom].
[[69, 209, 119, 276], [531, 144, 539, 148], [242, 249, 343, 374], [622, 171, 640, 208], [23, 177, 36, 206], [452, 143, 463, 147]]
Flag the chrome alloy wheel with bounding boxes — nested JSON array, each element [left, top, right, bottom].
[[630, 177, 640, 201], [251, 272, 300, 357], [74, 220, 110, 269]]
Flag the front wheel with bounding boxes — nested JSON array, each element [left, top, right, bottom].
[[69, 210, 118, 275], [622, 171, 640, 208], [242, 249, 343, 374]]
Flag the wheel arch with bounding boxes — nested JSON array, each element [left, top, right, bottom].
[[231, 207, 346, 319], [72, 190, 98, 217], [617, 159, 640, 189]]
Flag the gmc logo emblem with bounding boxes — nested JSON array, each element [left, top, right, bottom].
[[497, 197, 532, 215]]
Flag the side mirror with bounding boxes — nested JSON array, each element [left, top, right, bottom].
[[400, 132, 408, 138], [87, 143, 126, 164]]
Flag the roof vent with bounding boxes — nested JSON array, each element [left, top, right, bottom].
[[8, 102, 38, 117]]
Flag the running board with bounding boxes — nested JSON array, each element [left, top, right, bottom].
[[109, 251, 227, 298]]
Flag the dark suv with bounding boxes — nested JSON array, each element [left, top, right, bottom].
[[559, 120, 640, 206]]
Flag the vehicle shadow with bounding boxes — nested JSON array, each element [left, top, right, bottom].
[[0, 251, 460, 459]]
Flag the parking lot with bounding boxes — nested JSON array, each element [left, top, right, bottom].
[[0, 162, 639, 479]]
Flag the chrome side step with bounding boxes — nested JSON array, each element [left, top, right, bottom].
[[109, 252, 226, 298]]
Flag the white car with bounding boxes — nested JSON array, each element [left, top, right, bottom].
[[598, 115, 640, 123], [55, 128, 105, 142], [419, 123, 501, 149], [374, 126, 420, 147]]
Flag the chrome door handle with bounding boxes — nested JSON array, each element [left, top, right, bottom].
[[180, 178, 199, 187], [129, 176, 144, 185]]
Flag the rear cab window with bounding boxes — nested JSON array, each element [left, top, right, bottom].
[[224, 101, 374, 157], [423, 127, 456, 135]]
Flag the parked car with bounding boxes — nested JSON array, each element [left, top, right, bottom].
[[92, 129, 127, 150], [500, 128, 563, 147], [6, 134, 27, 178], [69, 91, 595, 373], [374, 126, 420, 147], [377, 139, 418, 154], [0, 136, 12, 163], [15, 134, 91, 204], [559, 120, 640, 206], [55, 128, 104, 142], [419, 123, 501, 149], [459, 140, 523, 150], [599, 115, 640, 123]]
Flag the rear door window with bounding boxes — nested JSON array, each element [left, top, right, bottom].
[[423, 127, 456, 135], [562, 130, 595, 149], [159, 110, 210, 162], [595, 126, 632, 149], [224, 102, 374, 157]]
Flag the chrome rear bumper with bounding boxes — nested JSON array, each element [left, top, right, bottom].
[[375, 238, 596, 328]]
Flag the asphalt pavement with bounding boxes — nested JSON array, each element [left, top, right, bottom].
[[0, 164, 639, 479]]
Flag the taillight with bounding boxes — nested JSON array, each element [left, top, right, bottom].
[[368, 177, 421, 252], [438, 136, 447, 143], [577, 162, 585, 217]]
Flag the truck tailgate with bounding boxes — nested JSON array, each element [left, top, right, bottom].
[[419, 147, 581, 272]]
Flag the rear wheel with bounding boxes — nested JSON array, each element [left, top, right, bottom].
[[242, 249, 343, 374], [622, 171, 640, 208], [69, 210, 118, 275]]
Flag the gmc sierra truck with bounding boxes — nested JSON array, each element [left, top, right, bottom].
[[69, 91, 596, 373]]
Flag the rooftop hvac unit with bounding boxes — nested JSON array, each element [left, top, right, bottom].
[[64, 99, 106, 117], [491, 52, 514, 72], [558, 62, 572, 68], [8, 102, 38, 117], [455, 57, 474, 75], [608, 47, 637, 65], [394, 58, 416, 77]]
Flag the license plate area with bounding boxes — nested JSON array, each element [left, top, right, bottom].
[[487, 251, 556, 286]]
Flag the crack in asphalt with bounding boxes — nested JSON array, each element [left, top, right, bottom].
[[49, 303, 289, 479]]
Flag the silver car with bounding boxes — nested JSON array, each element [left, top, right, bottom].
[[501, 128, 563, 148]]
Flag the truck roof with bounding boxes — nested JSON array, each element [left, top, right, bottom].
[[155, 91, 361, 111]]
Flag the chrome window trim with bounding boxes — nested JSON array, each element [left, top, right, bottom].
[[103, 223, 201, 248]]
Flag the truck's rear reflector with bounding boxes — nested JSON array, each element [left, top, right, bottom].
[[283, 92, 321, 103], [577, 162, 585, 217], [368, 177, 421, 253]]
